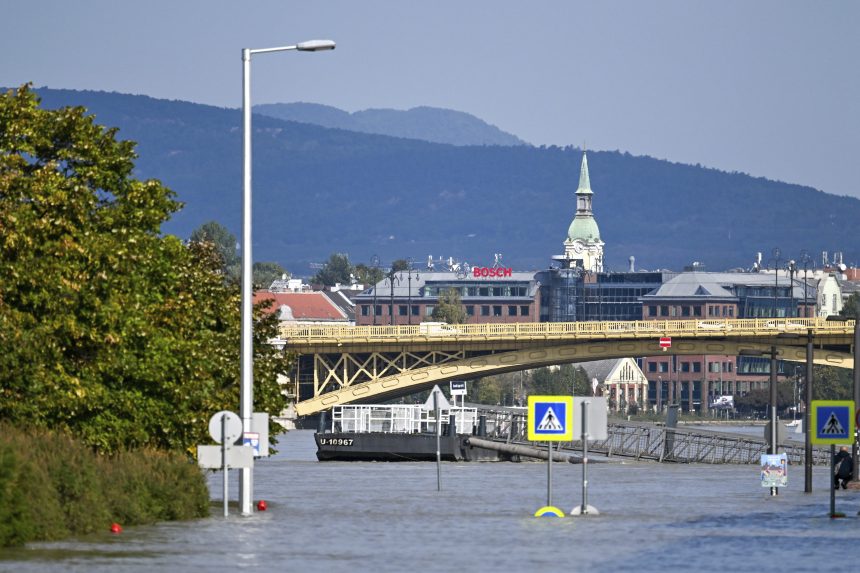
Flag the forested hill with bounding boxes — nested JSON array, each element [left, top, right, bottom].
[[29, 87, 860, 274], [253, 102, 526, 147]]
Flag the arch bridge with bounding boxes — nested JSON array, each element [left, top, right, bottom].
[[277, 318, 856, 416]]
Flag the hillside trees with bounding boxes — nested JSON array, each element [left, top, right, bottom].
[[0, 86, 290, 453]]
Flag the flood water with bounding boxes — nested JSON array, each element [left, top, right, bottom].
[[2, 429, 857, 572]]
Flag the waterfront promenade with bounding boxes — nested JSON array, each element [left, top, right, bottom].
[[3, 429, 858, 573]]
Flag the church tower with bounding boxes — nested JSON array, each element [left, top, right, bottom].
[[562, 151, 604, 272]]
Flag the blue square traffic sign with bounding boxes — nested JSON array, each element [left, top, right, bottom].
[[527, 395, 573, 441], [811, 400, 855, 445]]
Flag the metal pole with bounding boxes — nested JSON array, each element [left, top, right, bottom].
[[222, 413, 229, 517], [547, 441, 553, 506], [853, 321, 860, 482], [770, 346, 778, 496], [239, 47, 254, 516], [581, 400, 590, 514], [830, 444, 836, 516], [435, 392, 441, 491], [805, 329, 814, 493]]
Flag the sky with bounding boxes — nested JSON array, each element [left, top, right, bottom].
[[2, 1, 858, 198]]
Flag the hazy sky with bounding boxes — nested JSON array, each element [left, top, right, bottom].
[[2, 1, 858, 198]]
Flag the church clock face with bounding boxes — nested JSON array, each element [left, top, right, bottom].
[[573, 241, 583, 253]]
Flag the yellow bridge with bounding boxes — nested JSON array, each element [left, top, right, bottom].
[[278, 318, 856, 416]]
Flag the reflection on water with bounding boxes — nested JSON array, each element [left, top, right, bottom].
[[2, 429, 856, 573]]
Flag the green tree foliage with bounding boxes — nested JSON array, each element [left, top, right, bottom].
[[189, 220, 240, 280], [431, 288, 467, 324], [839, 292, 860, 319], [253, 261, 288, 289], [468, 365, 589, 406], [390, 259, 410, 272], [354, 263, 383, 286], [0, 86, 290, 453], [313, 252, 353, 286]]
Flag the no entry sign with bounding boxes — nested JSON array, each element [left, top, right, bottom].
[[659, 337, 672, 349]]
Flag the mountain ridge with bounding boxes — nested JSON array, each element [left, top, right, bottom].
[[254, 102, 527, 147], [22, 87, 860, 275]]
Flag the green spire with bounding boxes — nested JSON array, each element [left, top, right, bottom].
[[576, 151, 592, 195]]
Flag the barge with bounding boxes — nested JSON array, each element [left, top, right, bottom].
[[314, 399, 508, 462]]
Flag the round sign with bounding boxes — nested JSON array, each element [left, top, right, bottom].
[[208, 410, 243, 444]]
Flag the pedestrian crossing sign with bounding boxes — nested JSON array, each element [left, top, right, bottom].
[[810, 400, 855, 445], [528, 395, 574, 441]]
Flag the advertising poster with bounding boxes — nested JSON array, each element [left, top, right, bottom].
[[760, 453, 788, 487]]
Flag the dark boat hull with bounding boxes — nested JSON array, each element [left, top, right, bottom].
[[314, 432, 505, 462]]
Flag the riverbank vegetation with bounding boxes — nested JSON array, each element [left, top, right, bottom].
[[0, 423, 209, 547], [0, 85, 291, 545]]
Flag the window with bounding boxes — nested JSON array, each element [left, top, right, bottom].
[[398, 305, 407, 316], [361, 305, 369, 316], [481, 305, 490, 316], [411, 305, 420, 317], [425, 306, 434, 316], [508, 305, 517, 316], [660, 305, 669, 317], [658, 362, 669, 373], [520, 305, 530, 316], [375, 305, 382, 316], [727, 307, 734, 317], [681, 362, 691, 372], [648, 362, 657, 373], [479, 287, 489, 297], [693, 362, 701, 373], [467, 287, 477, 296], [681, 306, 690, 317], [493, 305, 503, 317], [648, 305, 657, 317], [493, 287, 503, 297], [693, 306, 702, 317], [466, 305, 475, 316]]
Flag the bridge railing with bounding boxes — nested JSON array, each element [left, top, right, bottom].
[[278, 317, 851, 344]]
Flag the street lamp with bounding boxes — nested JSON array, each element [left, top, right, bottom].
[[240, 39, 335, 516], [401, 257, 420, 325], [787, 259, 796, 317], [371, 255, 380, 325], [769, 247, 781, 318], [799, 251, 812, 318]]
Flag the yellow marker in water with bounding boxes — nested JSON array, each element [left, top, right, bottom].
[[534, 505, 565, 518]]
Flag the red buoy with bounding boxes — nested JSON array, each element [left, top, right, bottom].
[[256, 500, 267, 511], [110, 523, 123, 534]]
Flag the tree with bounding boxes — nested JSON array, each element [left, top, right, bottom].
[[839, 292, 860, 319], [432, 288, 467, 324], [354, 262, 383, 286], [189, 221, 240, 281], [253, 261, 288, 289], [0, 86, 290, 453], [313, 253, 353, 286]]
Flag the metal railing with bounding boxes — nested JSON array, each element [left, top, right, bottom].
[[279, 317, 851, 346]]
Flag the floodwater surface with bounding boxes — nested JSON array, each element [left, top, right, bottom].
[[2, 429, 857, 572]]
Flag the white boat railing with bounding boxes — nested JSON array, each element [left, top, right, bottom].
[[331, 404, 478, 434]]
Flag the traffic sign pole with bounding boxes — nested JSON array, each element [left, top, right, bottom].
[[529, 395, 573, 517], [547, 441, 552, 507]]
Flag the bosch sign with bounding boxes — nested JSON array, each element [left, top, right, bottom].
[[473, 267, 513, 278]]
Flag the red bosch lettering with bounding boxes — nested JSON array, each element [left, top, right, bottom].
[[472, 267, 513, 278]]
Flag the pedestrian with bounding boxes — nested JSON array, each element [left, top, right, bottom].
[[833, 446, 853, 490]]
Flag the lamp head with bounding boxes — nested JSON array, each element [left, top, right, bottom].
[[296, 40, 336, 52]]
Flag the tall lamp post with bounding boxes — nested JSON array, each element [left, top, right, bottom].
[[799, 251, 812, 318], [402, 257, 420, 325], [371, 255, 380, 325], [241, 39, 335, 516], [787, 259, 796, 317], [769, 247, 781, 318]]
